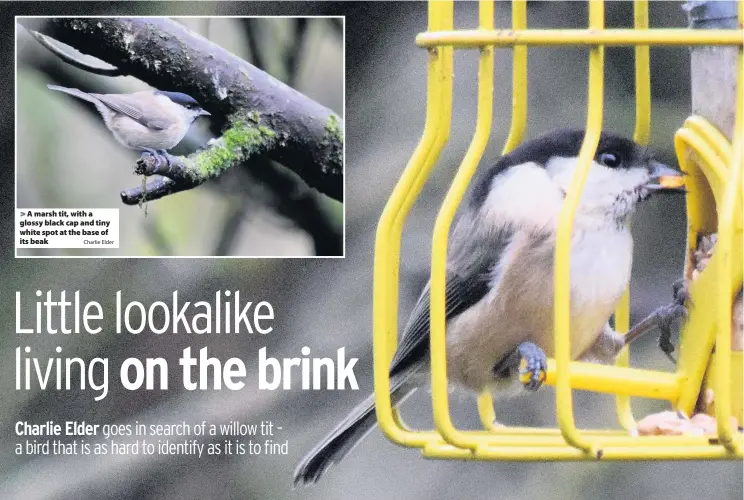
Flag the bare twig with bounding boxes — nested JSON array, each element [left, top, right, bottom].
[[135, 153, 192, 182], [28, 29, 124, 76], [120, 176, 200, 205]]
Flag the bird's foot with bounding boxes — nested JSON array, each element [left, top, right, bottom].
[[516, 342, 548, 391], [672, 278, 690, 305], [140, 148, 163, 169], [492, 341, 547, 391], [156, 149, 174, 171], [624, 279, 689, 362], [657, 279, 690, 362]]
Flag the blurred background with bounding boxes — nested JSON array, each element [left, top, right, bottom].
[[2, 2, 741, 500], [16, 16, 344, 257]]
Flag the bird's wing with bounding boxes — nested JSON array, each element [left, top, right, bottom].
[[92, 93, 168, 131], [388, 224, 512, 378]]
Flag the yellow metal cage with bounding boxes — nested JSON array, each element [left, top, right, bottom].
[[373, 0, 744, 461]]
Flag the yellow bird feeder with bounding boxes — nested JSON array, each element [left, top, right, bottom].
[[373, 0, 743, 461]]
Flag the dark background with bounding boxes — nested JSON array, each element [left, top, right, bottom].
[[2, 2, 741, 500]]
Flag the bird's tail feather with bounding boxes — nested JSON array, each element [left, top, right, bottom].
[[47, 85, 99, 104], [293, 375, 416, 487]]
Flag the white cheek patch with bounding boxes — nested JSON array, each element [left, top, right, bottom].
[[480, 162, 564, 231], [545, 157, 650, 217]]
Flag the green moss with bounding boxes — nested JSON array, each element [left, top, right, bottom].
[[193, 120, 277, 177], [258, 125, 275, 137], [320, 114, 344, 174], [325, 114, 342, 139]]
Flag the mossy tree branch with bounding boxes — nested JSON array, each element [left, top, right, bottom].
[[122, 117, 277, 204], [28, 17, 344, 203]]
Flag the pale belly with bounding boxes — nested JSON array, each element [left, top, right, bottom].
[[445, 227, 633, 393], [109, 114, 186, 150]]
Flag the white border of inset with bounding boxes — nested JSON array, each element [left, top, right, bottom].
[[15, 15, 346, 259]]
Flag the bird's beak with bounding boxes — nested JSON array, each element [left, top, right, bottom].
[[199, 109, 211, 117], [645, 161, 685, 192]]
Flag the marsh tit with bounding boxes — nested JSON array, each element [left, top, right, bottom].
[[47, 85, 210, 166], [294, 129, 684, 485]]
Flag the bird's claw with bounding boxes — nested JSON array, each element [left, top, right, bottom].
[[157, 149, 174, 170], [672, 278, 691, 306], [659, 334, 677, 362], [657, 279, 690, 363], [140, 149, 174, 171], [140, 149, 163, 169], [657, 309, 685, 363], [517, 342, 547, 391]]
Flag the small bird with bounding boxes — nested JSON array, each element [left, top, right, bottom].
[[48, 85, 211, 167], [294, 129, 684, 485]]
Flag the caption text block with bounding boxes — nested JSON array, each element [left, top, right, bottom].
[[16, 209, 119, 249]]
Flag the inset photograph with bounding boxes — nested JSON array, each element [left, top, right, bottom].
[[16, 16, 344, 257]]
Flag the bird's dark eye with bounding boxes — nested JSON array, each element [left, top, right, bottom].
[[599, 151, 623, 168], [185, 104, 193, 110]]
